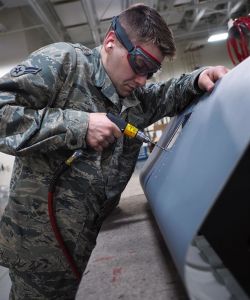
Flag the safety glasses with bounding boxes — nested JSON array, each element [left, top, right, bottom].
[[111, 16, 161, 79]]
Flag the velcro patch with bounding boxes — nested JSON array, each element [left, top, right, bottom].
[[10, 65, 41, 77]]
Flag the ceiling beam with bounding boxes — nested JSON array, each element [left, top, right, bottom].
[[174, 24, 227, 42], [189, 8, 206, 31], [219, 0, 246, 25], [0, 24, 44, 36], [80, 0, 101, 45], [27, 0, 69, 42], [161, 0, 241, 16]]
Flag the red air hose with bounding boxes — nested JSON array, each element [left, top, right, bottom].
[[48, 150, 83, 281], [227, 16, 250, 65], [48, 191, 81, 281]]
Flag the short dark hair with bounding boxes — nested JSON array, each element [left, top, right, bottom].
[[110, 3, 176, 58]]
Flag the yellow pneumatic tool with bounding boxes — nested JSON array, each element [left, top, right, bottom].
[[106, 112, 166, 151]]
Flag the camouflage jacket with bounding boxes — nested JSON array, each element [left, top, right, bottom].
[[0, 42, 204, 199], [0, 43, 204, 271]]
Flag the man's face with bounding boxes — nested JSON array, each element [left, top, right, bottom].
[[102, 33, 164, 97]]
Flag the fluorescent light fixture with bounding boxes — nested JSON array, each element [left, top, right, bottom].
[[208, 32, 228, 42]]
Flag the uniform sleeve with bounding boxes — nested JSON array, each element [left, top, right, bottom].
[[136, 67, 207, 126], [0, 42, 89, 156]]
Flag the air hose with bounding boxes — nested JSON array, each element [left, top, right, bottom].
[[48, 149, 83, 282], [227, 16, 250, 65]]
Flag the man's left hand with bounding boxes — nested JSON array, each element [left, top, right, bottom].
[[198, 66, 229, 93]]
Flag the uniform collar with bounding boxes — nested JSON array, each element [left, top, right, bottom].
[[92, 46, 140, 109], [92, 46, 120, 107]]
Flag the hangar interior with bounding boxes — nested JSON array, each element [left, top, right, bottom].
[[0, 0, 249, 299]]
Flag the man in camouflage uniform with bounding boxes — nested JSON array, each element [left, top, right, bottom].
[[0, 3, 228, 300]]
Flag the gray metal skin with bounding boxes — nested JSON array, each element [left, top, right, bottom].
[[140, 57, 250, 299]]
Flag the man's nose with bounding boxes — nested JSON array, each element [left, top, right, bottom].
[[134, 74, 147, 86]]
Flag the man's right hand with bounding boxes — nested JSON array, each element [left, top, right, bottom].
[[86, 113, 122, 152]]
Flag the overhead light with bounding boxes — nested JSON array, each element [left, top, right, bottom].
[[208, 32, 228, 42]]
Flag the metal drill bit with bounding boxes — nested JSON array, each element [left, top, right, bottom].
[[136, 131, 167, 152], [151, 142, 167, 151]]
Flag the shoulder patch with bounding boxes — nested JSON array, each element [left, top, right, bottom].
[[10, 65, 41, 77]]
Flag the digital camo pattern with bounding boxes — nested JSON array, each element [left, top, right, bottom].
[[0, 42, 204, 298]]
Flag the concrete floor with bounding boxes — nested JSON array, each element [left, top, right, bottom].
[[76, 164, 189, 300]]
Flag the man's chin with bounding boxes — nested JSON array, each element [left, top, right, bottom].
[[118, 86, 134, 97], [119, 91, 132, 97]]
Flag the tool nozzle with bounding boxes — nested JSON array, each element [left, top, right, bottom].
[[135, 130, 151, 143], [137, 131, 167, 152]]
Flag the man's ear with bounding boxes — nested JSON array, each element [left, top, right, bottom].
[[103, 31, 116, 53]]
